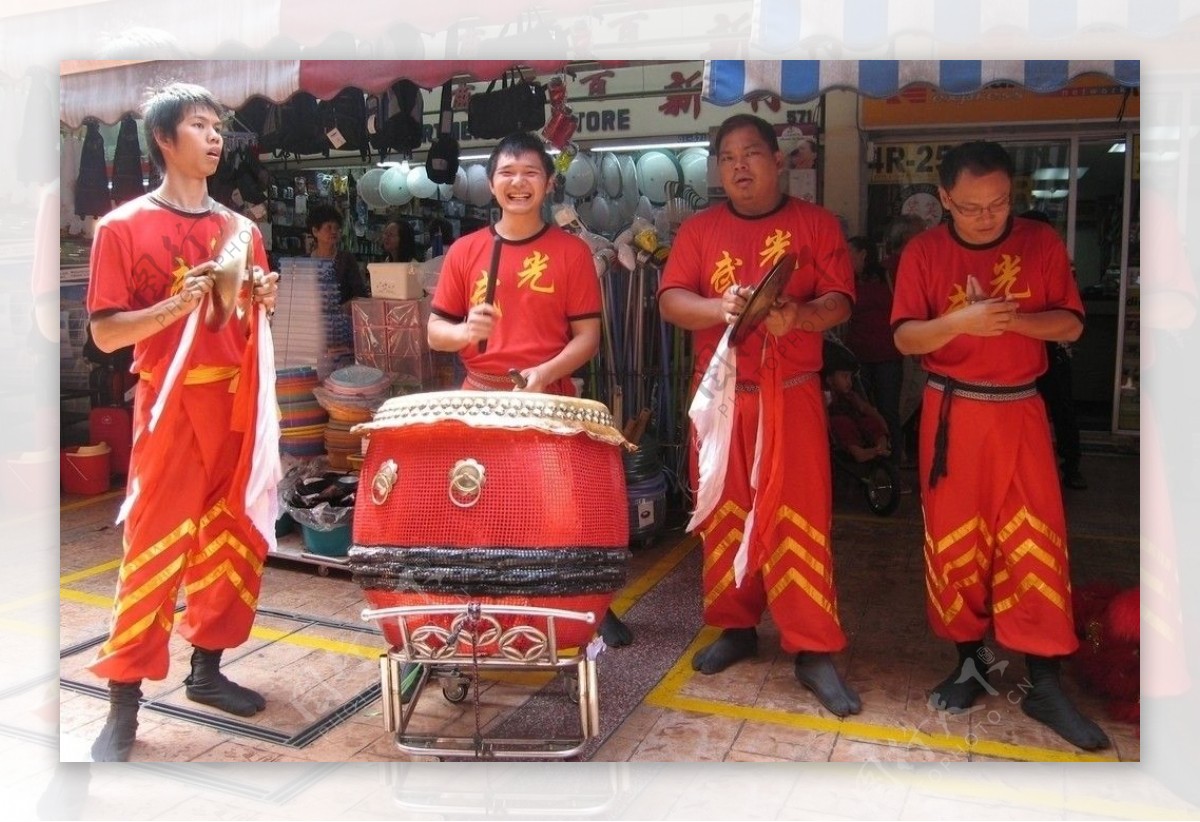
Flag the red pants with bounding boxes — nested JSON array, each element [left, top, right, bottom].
[[692, 377, 847, 653], [918, 386, 1077, 656], [88, 377, 268, 683]]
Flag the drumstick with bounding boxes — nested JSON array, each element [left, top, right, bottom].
[[479, 231, 502, 354]]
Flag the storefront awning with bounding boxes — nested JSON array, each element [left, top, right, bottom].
[[59, 60, 609, 128], [702, 60, 1140, 105]]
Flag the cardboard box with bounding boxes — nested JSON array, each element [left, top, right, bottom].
[[367, 262, 422, 300]]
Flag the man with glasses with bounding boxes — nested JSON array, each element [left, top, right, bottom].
[[891, 141, 1110, 750]]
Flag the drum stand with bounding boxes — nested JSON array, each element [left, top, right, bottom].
[[361, 602, 602, 760]]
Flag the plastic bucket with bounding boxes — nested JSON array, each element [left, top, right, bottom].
[[61, 444, 112, 496], [627, 470, 668, 539], [301, 522, 351, 557]]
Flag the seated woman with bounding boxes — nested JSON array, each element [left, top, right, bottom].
[[824, 344, 891, 463]]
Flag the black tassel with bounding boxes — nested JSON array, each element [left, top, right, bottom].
[[928, 378, 955, 489]]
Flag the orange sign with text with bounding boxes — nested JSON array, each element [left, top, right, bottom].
[[862, 74, 1139, 128]]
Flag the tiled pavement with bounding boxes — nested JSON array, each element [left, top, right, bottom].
[[58, 452, 1139, 765]]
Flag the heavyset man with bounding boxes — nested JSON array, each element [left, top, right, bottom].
[[659, 114, 861, 716]]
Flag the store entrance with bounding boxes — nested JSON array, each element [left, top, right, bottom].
[[1071, 137, 1131, 431]]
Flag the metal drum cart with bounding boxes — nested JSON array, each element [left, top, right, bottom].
[[363, 602, 602, 759]]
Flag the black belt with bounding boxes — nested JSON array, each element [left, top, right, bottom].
[[926, 374, 1038, 489]]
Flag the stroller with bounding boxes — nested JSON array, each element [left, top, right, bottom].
[[822, 337, 902, 516]]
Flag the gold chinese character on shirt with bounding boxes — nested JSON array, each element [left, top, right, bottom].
[[759, 229, 793, 269], [517, 251, 555, 294], [989, 254, 1031, 300], [709, 250, 743, 294]]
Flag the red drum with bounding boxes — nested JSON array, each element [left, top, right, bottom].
[[350, 391, 630, 652]]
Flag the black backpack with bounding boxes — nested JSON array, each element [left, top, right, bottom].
[[318, 87, 370, 161], [259, 92, 329, 160], [369, 80, 424, 161]]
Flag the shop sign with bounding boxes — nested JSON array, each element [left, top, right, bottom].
[[866, 142, 958, 184], [417, 61, 821, 149], [862, 75, 1139, 129]]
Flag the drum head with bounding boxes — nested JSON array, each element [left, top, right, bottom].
[[452, 165, 470, 201], [357, 168, 388, 209], [466, 164, 492, 207], [379, 165, 413, 206], [730, 252, 798, 348], [355, 390, 628, 447], [635, 149, 683, 205], [599, 152, 623, 199], [564, 152, 597, 198], [407, 164, 438, 200]]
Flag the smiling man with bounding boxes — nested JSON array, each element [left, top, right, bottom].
[[427, 131, 632, 649], [428, 131, 600, 396], [658, 114, 861, 718], [891, 140, 1109, 750]]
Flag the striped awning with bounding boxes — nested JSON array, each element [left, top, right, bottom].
[[703, 60, 1140, 105], [60, 60, 609, 128]]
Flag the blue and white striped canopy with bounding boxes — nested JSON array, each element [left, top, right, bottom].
[[703, 60, 1140, 105]]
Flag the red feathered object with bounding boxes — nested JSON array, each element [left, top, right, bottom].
[[1072, 583, 1140, 727]]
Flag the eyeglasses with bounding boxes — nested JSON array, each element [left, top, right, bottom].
[[944, 192, 1011, 219]]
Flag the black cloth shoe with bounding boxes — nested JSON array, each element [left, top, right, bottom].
[[929, 641, 993, 713], [1021, 655, 1111, 750], [691, 627, 758, 674], [184, 647, 266, 716], [91, 680, 142, 762], [794, 652, 862, 716], [599, 608, 633, 648]]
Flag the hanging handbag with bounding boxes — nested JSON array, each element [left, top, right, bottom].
[[110, 114, 145, 205], [75, 119, 110, 218], [467, 68, 547, 139], [426, 81, 459, 185]]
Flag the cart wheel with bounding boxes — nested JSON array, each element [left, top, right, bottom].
[[443, 681, 469, 703], [864, 460, 901, 516], [316, 565, 330, 577]]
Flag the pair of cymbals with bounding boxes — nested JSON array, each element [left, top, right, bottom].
[[204, 216, 254, 330]]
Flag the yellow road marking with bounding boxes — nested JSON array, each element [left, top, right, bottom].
[[60, 559, 121, 586], [60, 489, 124, 512], [647, 625, 1115, 763]]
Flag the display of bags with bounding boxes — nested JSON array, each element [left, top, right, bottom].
[[257, 92, 330, 160], [467, 69, 547, 139]]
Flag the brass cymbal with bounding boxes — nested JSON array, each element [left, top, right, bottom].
[[204, 216, 253, 330]]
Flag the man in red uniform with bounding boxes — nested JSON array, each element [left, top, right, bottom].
[[85, 83, 281, 761], [891, 140, 1109, 750], [659, 114, 861, 716], [427, 131, 631, 648], [429, 132, 601, 396]]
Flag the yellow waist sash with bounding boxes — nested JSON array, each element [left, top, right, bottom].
[[140, 365, 241, 390]]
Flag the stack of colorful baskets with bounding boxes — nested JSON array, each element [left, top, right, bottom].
[[312, 365, 393, 469], [276, 366, 328, 458]]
